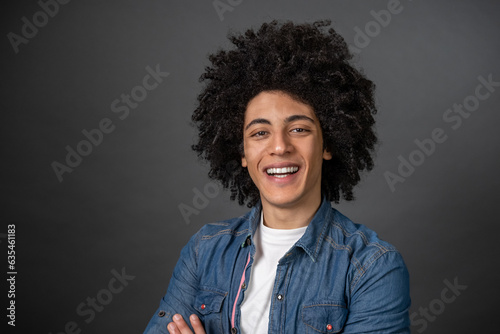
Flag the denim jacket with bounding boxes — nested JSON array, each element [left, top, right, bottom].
[[144, 199, 410, 333]]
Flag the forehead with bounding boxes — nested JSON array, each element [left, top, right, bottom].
[[244, 91, 317, 122]]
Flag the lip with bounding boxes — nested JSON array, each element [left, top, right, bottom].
[[262, 162, 300, 172], [262, 161, 302, 184]]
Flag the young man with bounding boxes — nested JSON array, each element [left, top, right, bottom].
[[144, 20, 410, 333]]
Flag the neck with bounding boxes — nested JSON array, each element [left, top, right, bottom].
[[261, 194, 322, 229]]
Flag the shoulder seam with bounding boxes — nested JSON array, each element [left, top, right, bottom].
[[349, 248, 399, 293], [201, 228, 250, 240], [332, 221, 391, 253]]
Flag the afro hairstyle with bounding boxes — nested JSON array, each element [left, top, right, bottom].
[[192, 20, 377, 208]]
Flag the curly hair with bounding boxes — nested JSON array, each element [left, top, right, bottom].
[[192, 20, 377, 208]]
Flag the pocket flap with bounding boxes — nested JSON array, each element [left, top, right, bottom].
[[302, 302, 348, 333], [194, 287, 227, 315]]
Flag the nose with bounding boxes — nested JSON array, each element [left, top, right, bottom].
[[269, 130, 292, 156]]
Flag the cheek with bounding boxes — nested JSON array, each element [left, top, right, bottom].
[[303, 143, 325, 170], [241, 147, 257, 171], [242, 142, 261, 161]]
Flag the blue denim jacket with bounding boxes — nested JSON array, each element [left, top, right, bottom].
[[144, 199, 410, 333]]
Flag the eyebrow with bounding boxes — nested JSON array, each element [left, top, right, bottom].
[[244, 114, 315, 131]]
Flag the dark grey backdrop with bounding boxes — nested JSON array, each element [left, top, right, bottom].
[[2, 0, 499, 333]]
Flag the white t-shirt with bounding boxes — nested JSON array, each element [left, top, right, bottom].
[[240, 212, 307, 333]]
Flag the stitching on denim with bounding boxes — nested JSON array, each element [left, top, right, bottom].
[[301, 304, 346, 333], [303, 303, 346, 308], [310, 204, 333, 261], [201, 228, 249, 240], [196, 288, 227, 333], [198, 286, 228, 297], [269, 265, 282, 334], [280, 264, 292, 334], [349, 249, 398, 293], [363, 247, 388, 270], [331, 217, 399, 294], [323, 235, 369, 285], [349, 251, 380, 292], [324, 235, 352, 253], [207, 222, 230, 226], [349, 256, 364, 276], [162, 311, 172, 321], [332, 222, 389, 253], [195, 231, 201, 266]]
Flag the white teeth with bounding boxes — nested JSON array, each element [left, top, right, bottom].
[[266, 166, 299, 175]]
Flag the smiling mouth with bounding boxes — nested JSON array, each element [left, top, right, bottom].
[[266, 166, 299, 178]]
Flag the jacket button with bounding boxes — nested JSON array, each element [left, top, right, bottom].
[[242, 282, 247, 289], [158, 310, 166, 317], [231, 327, 238, 334], [277, 294, 284, 301], [326, 324, 333, 330], [201, 304, 206, 310]]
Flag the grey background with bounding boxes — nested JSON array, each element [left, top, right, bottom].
[[2, 0, 499, 333]]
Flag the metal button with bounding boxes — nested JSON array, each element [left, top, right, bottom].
[[201, 304, 206, 310], [326, 324, 333, 330], [231, 327, 238, 334], [277, 294, 284, 301], [158, 310, 166, 317], [242, 282, 247, 289]]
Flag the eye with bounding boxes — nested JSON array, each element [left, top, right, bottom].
[[291, 128, 308, 133], [252, 130, 268, 137]]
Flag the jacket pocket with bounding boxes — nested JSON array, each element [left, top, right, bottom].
[[194, 286, 227, 333], [301, 301, 348, 334]]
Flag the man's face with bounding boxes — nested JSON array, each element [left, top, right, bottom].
[[241, 91, 332, 210]]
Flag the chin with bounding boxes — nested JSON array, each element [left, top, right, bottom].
[[261, 191, 304, 208]]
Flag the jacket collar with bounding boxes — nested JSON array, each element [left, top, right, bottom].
[[294, 197, 332, 262], [246, 197, 332, 263]]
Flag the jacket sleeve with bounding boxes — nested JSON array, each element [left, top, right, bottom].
[[143, 231, 201, 334], [342, 250, 411, 333]]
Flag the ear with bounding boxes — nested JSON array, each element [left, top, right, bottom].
[[241, 155, 248, 167], [322, 149, 332, 161]]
